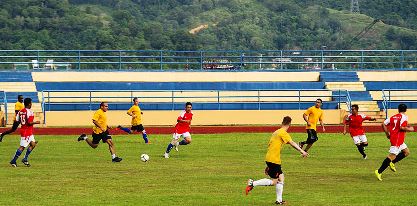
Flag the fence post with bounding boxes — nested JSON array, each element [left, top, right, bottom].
[[89, 92, 92, 111], [360, 51, 364, 69], [400, 50, 404, 69], [280, 50, 283, 70], [200, 51, 203, 70], [258, 90, 261, 110], [42, 91, 46, 124], [171, 91, 174, 111], [217, 90, 220, 110], [119, 51, 122, 70], [298, 90, 301, 110], [48, 91, 51, 111], [160, 50, 163, 71], [78, 51, 81, 70]]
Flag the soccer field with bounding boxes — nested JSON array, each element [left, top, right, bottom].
[[0, 132, 416, 206]]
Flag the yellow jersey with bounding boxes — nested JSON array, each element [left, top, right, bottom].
[[14, 101, 24, 120], [92, 109, 107, 134], [304, 106, 323, 130], [127, 105, 142, 125], [265, 128, 292, 164]]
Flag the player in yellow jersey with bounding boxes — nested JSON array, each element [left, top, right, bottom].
[[77, 102, 122, 162], [299, 99, 325, 152], [1, 95, 24, 142], [246, 116, 308, 205], [117, 97, 149, 143]]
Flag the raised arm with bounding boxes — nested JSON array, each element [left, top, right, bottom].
[[288, 140, 308, 157]]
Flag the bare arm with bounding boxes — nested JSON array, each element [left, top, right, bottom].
[[400, 126, 414, 132], [177, 119, 191, 123], [93, 120, 106, 132], [303, 114, 311, 126], [382, 123, 390, 139], [288, 140, 308, 157], [320, 120, 325, 132]]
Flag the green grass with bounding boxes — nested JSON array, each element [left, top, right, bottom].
[[0, 132, 416, 205]]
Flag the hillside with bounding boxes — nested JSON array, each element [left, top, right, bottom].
[[0, 0, 416, 50]]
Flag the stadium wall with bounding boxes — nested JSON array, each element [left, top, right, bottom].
[[32, 72, 320, 82], [44, 109, 345, 127]]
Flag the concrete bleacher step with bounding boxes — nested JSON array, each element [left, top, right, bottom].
[[0, 72, 33, 82], [0, 82, 37, 92], [325, 82, 366, 91], [320, 72, 359, 82]]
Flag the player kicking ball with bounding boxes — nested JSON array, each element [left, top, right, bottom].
[[375, 104, 414, 181], [164, 102, 193, 159], [343, 104, 376, 159], [9, 98, 40, 167], [117, 97, 150, 144], [246, 116, 308, 205]]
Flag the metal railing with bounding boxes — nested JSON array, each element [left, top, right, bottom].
[[382, 89, 417, 118], [0, 50, 416, 70], [41, 89, 351, 124]]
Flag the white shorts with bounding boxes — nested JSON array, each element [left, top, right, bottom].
[[352, 135, 367, 145], [172, 132, 191, 141], [20, 135, 36, 147], [389, 143, 408, 155]]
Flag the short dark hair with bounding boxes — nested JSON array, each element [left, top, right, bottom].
[[100, 102, 107, 107], [18, 95, 23, 99], [398, 104, 407, 113], [186, 102, 192, 107], [133, 97, 138, 102], [316, 99, 323, 103], [282, 116, 292, 125], [352, 104, 359, 110], [24, 98, 32, 106]]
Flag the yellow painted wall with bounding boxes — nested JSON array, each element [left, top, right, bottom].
[[387, 109, 417, 123], [45, 109, 346, 127], [358, 71, 417, 81], [32, 72, 320, 82]]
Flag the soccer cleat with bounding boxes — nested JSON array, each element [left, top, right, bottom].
[[77, 134, 87, 141], [275, 201, 287, 205], [10, 161, 17, 167], [245, 179, 254, 195], [164, 153, 170, 159], [389, 162, 396, 172], [363, 155, 367, 160], [22, 159, 31, 167], [112, 157, 123, 162], [374, 170, 382, 181]]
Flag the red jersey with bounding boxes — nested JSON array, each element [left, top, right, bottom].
[[344, 113, 372, 137], [384, 113, 408, 146], [174, 111, 193, 134], [16, 108, 35, 138]]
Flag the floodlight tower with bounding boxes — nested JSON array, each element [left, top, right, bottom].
[[351, 0, 360, 13]]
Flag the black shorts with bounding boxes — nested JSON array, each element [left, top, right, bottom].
[[131, 124, 145, 132], [92, 131, 112, 144], [265, 161, 283, 178], [305, 129, 318, 144]]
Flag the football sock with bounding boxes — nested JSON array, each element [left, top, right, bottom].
[[112, 154, 116, 159], [142, 131, 149, 143], [119, 126, 131, 134], [11, 149, 22, 163], [24, 148, 32, 160], [356, 145, 366, 157], [276, 182, 284, 203], [253, 178, 273, 186], [179, 139, 188, 145], [378, 158, 391, 174], [393, 151, 406, 163], [166, 143, 174, 153]]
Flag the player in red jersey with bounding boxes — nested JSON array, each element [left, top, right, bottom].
[[9, 98, 40, 167], [343, 104, 376, 159], [375, 104, 414, 181], [164, 102, 193, 159]]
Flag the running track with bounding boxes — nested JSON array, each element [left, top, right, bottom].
[[0, 125, 387, 135]]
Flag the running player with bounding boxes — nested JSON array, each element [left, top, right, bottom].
[[0, 95, 24, 142], [245, 116, 308, 205], [117, 97, 149, 143], [77, 102, 122, 162], [299, 99, 325, 152], [374, 104, 414, 181], [164, 102, 193, 159], [343, 104, 376, 159], [9, 98, 40, 167]]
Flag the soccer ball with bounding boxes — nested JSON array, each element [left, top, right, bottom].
[[140, 154, 150, 162]]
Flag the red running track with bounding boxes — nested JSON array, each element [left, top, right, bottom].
[[0, 125, 386, 135]]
